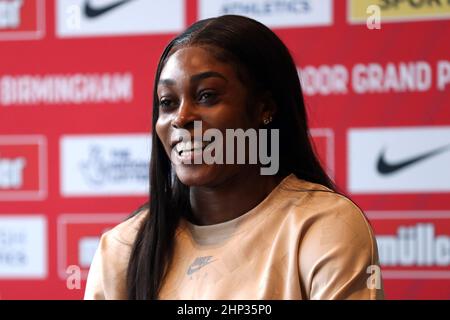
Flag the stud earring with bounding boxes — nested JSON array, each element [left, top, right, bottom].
[[263, 116, 273, 125]]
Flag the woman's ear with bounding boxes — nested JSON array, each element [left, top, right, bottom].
[[259, 92, 277, 126]]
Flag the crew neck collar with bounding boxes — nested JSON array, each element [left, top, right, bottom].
[[181, 173, 296, 246]]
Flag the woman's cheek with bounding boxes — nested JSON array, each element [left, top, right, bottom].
[[155, 119, 169, 150]]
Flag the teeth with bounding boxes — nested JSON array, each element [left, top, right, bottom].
[[175, 140, 208, 154]]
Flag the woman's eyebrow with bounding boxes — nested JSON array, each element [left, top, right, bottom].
[[158, 71, 228, 87], [158, 78, 176, 87], [191, 71, 228, 83]]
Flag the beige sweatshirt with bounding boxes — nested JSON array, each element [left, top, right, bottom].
[[84, 174, 384, 300]]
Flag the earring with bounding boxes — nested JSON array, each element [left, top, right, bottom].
[[263, 116, 273, 125]]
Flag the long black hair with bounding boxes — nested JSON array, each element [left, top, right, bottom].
[[126, 15, 335, 300]]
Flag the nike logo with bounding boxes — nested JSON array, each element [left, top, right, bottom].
[[84, 0, 134, 19], [377, 144, 450, 175], [186, 256, 215, 276]]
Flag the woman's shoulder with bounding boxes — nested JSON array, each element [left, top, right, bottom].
[[282, 174, 373, 235], [282, 176, 383, 299], [84, 207, 149, 299], [102, 207, 149, 248]]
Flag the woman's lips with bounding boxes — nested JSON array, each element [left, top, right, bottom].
[[173, 140, 212, 163], [175, 140, 205, 155]]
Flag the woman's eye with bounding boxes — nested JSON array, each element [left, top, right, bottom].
[[198, 91, 217, 104], [159, 98, 173, 108]]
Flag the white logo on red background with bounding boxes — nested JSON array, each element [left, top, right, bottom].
[[0, 135, 47, 201], [310, 128, 335, 179], [348, 127, 450, 194], [56, 0, 185, 38], [0, 215, 47, 279], [60, 134, 150, 197], [0, 0, 45, 40], [0, 72, 134, 106], [368, 211, 450, 279], [199, 0, 333, 28], [57, 213, 128, 279]]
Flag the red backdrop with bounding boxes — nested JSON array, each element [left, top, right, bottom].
[[0, 0, 449, 299]]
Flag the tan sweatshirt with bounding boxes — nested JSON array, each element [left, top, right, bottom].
[[84, 174, 384, 300]]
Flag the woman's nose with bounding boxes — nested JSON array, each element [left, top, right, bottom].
[[171, 99, 198, 129]]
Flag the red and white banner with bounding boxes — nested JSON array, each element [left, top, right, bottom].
[[0, 0, 449, 299]]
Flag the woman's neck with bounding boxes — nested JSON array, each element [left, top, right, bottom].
[[189, 167, 285, 226]]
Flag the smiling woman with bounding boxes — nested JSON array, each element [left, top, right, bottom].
[[84, 15, 384, 300]]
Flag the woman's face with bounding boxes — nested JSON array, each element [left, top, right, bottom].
[[155, 45, 262, 187]]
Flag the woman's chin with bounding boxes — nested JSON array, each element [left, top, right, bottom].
[[175, 164, 219, 187]]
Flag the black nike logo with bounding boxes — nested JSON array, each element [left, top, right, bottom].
[[377, 144, 450, 175], [84, 0, 134, 19]]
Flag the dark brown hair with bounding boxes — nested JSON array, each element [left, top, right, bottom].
[[126, 15, 335, 299]]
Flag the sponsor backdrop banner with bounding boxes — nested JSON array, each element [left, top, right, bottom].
[[0, 0, 448, 299]]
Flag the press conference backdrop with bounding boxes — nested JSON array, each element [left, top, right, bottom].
[[0, 0, 449, 300]]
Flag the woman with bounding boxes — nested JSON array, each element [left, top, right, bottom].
[[84, 15, 384, 300]]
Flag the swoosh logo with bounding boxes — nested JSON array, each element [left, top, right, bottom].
[[186, 256, 215, 276], [84, 0, 134, 19], [377, 144, 450, 175]]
